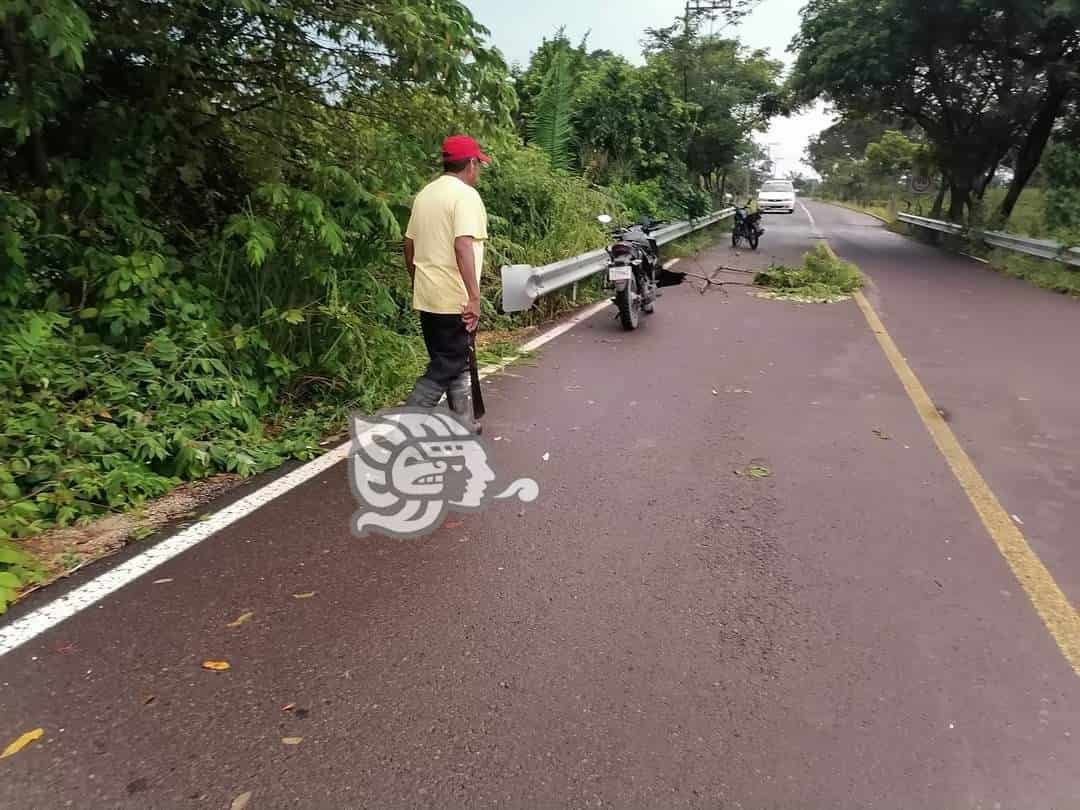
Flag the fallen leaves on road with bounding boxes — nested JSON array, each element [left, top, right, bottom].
[[281, 737, 303, 745], [872, 429, 891, 440], [152, 578, 173, 585], [2, 728, 44, 758], [444, 520, 464, 530], [282, 703, 296, 712], [712, 389, 719, 396], [542, 452, 550, 462], [737, 464, 772, 479], [201, 660, 231, 671], [143, 695, 156, 706], [230, 791, 253, 810], [226, 611, 255, 628], [292, 591, 316, 599]]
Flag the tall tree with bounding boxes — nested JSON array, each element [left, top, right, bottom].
[[641, 29, 783, 191], [791, 0, 1080, 223], [805, 114, 913, 177]]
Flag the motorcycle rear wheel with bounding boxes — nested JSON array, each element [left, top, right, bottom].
[[749, 231, 759, 250], [616, 276, 640, 331]]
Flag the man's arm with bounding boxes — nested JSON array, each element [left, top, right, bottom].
[[404, 237, 415, 282], [454, 235, 481, 333]]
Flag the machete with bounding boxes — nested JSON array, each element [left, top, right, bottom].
[[468, 331, 485, 420]]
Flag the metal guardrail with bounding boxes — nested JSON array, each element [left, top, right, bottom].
[[897, 212, 1080, 268], [895, 212, 964, 236], [500, 208, 735, 313]]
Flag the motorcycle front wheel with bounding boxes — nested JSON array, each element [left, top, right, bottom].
[[616, 275, 640, 331]]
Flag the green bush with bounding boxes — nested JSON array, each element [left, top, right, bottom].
[[482, 145, 614, 267], [608, 179, 676, 222], [1044, 144, 1080, 242]]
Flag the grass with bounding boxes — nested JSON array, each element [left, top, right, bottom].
[[753, 243, 864, 303], [818, 187, 1049, 235], [992, 251, 1080, 296]]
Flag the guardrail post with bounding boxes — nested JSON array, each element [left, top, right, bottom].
[[501, 264, 535, 314]]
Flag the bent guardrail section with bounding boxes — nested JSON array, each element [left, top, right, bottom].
[[896, 213, 1080, 268], [501, 208, 735, 313]]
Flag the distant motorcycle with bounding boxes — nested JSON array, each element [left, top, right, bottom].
[[732, 201, 764, 250], [597, 214, 686, 331]]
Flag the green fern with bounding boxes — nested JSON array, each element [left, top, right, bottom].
[[529, 50, 576, 170]]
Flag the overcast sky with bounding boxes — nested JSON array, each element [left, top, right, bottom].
[[463, 0, 833, 177]]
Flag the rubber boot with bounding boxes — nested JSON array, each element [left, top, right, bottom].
[[405, 377, 444, 408], [446, 373, 482, 434]]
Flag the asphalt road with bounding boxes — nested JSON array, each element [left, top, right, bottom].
[[1, 203, 1077, 809]]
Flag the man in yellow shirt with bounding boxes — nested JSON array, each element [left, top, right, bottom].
[[403, 135, 490, 433]]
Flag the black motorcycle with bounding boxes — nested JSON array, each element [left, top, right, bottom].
[[732, 201, 764, 250], [598, 215, 686, 331]]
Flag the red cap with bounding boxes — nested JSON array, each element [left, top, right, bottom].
[[442, 134, 491, 164]]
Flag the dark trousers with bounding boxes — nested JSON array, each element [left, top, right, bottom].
[[417, 311, 469, 388]]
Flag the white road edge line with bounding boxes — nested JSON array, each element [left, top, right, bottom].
[[799, 201, 822, 238], [0, 299, 612, 657]]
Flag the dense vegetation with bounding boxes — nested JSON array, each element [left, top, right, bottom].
[[0, 0, 781, 604], [791, 0, 1080, 232]]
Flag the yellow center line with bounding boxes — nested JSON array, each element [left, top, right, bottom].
[[848, 282, 1080, 676]]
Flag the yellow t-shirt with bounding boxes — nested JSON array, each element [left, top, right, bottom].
[[405, 174, 488, 314]]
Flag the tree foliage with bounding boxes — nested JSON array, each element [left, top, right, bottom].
[[791, 0, 1080, 223], [513, 19, 784, 210]]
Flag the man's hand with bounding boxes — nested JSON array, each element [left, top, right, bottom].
[[462, 297, 481, 333]]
